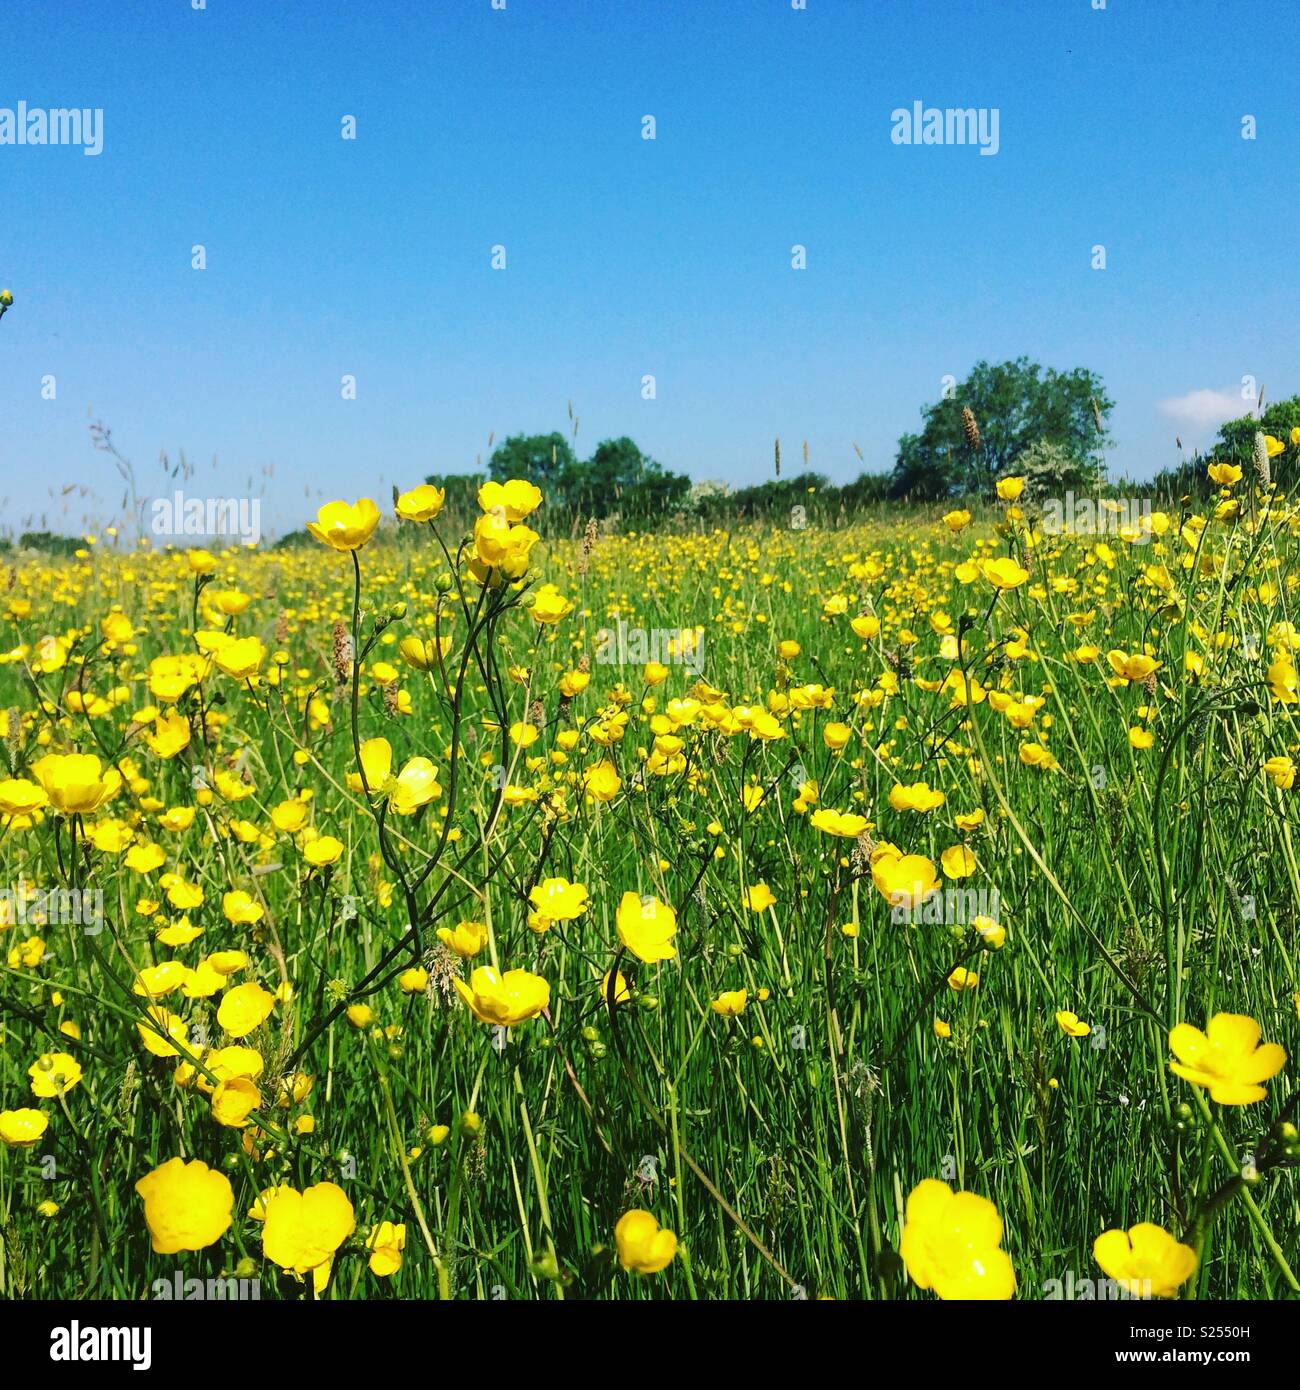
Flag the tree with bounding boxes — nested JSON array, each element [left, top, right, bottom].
[[1016, 438, 1102, 500], [487, 433, 578, 490], [889, 358, 1113, 500], [481, 431, 690, 520]]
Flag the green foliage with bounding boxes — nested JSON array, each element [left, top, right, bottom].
[[272, 528, 314, 550], [17, 531, 82, 556], [1152, 397, 1300, 501], [889, 358, 1112, 500], [686, 471, 891, 527], [486, 432, 579, 490], [1016, 438, 1103, 501], [472, 431, 691, 524]]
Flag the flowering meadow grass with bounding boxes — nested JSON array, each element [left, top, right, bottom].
[[1, 474, 1299, 1301]]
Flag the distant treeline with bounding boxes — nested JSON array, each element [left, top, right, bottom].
[[21, 358, 1295, 552]]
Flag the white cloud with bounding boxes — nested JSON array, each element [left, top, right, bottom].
[[1157, 387, 1248, 433]]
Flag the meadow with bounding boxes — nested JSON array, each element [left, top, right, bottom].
[[1, 465, 1298, 1302]]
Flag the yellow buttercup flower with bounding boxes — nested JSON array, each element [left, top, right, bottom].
[[1055, 1010, 1091, 1038], [1093, 1223, 1196, 1298], [899, 1178, 1015, 1300], [135, 1157, 234, 1254], [0, 778, 48, 817], [222, 889, 264, 925], [1106, 649, 1159, 683], [528, 877, 589, 922], [31, 753, 122, 815], [995, 475, 1025, 501], [616, 891, 677, 963], [745, 882, 776, 912], [133, 960, 188, 998], [710, 988, 748, 1017], [212, 636, 266, 681], [262, 1181, 356, 1274], [148, 653, 207, 703], [306, 498, 382, 552], [394, 483, 446, 522], [471, 512, 539, 583], [29, 1051, 83, 1098], [366, 1220, 407, 1276], [600, 970, 632, 1005], [1266, 656, 1297, 704], [436, 919, 489, 957], [478, 477, 542, 521], [218, 981, 276, 1038], [1168, 1012, 1285, 1105], [201, 1046, 264, 1088], [939, 844, 976, 879], [350, 736, 394, 795], [582, 760, 622, 802], [614, 1209, 678, 1273], [0, 1107, 50, 1147], [303, 834, 344, 867], [872, 849, 940, 911], [810, 808, 868, 838], [145, 711, 191, 759], [528, 583, 574, 625], [390, 756, 442, 814], [137, 1005, 188, 1058], [211, 1077, 261, 1128], [398, 635, 451, 671], [980, 556, 1029, 590], [207, 950, 250, 976], [1262, 755, 1295, 789], [889, 780, 944, 813], [822, 721, 852, 751], [454, 966, 551, 1026]]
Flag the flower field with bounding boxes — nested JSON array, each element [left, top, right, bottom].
[[2, 472, 1299, 1301]]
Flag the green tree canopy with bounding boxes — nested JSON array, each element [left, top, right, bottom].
[[486, 432, 578, 489], [889, 358, 1113, 500], [479, 432, 689, 521]]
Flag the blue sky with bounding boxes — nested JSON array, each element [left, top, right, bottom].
[[2, 0, 1297, 538]]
